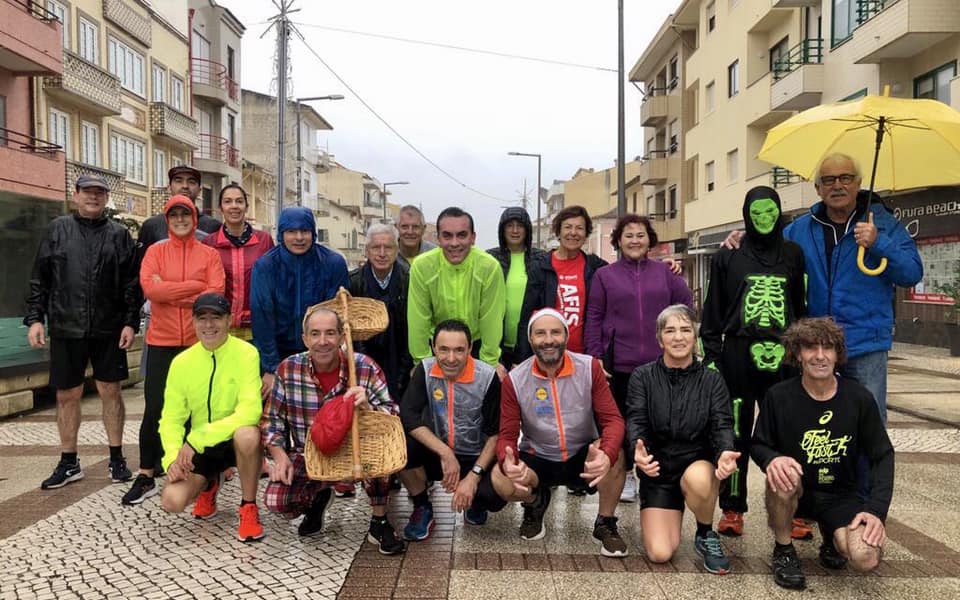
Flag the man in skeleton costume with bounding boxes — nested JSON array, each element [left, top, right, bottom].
[[701, 186, 807, 537]]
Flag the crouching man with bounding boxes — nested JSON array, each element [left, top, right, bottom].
[[399, 319, 506, 540], [752, 317, 894, 590], [159, 293, 265, 542]]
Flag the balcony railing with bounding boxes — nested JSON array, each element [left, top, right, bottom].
[[43, 50, 122, 115], [7, 0, 60, 21], [149, 102, 199, 149], [191, 57, 239, 102], [772, 167, 802, 188], [0, 127, 61, 154], [196, 133, 239, 168], [772, 38, 823, 81]]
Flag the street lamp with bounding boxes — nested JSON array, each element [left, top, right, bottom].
[[508, 151, 542, 248], [381, 181, 409, 222], [294, 95, 344, 209]]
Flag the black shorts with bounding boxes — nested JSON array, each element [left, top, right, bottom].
[[796, 490, 863, 537], [638, 450, 714, 511], [49, 336, 129, 390], [518, 444, 597, 494], [191, 440, 236, 480], [405, 437, 506, 512]]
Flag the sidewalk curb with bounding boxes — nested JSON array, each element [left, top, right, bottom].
[[888, 404, 960, 430]]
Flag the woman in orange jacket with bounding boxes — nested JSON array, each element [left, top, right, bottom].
[[122, 195, 225, 506]]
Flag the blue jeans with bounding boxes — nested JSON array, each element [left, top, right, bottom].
[[839, 350, 889, 501], [840, 350, 888, 424]]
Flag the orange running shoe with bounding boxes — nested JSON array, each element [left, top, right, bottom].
[[237, 503, 265, 542], [192, 475, 221, 520], [718, 510, 744, 537], [791, 517, 814, 540]]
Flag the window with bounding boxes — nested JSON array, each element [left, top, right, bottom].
[[192, 31, 211, 60], [79, 18, 98, 64], [227, 46, 236, 80], [46, 1, 68, 49], [317, 229, 329, 243], [227, 114, 236, 146], [170, 76, 184, 111], [915, 61, 958, 105], [706, 2, 716, 33], [109, 133, 145, 185], [728, 60, 740, 97], [727, 149, 739, 183], [669, 55, 679, 90], [842, 88, 868, 101], [152, 64, 166, 103], [832, 0, 856, 45], [48, 108, 70, 158], [80, 121, 99, 166], [770, 37, 789, 74], [668, 119, 679, 154], [0, 95, 6, 146], [705, 81, 716, 113], [107, 37, 145, 96], [705, 161, 716, 192], [153, 149, 166, 187], [668, 186, 678, 218]]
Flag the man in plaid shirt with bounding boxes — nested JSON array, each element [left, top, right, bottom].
[[260, 305, 406, 554]]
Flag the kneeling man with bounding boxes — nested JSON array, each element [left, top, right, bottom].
[[159, 293, 265, 542], [399, 319, 506, 540], [493, 309, 628, 557], [752, 317, 894, 590]]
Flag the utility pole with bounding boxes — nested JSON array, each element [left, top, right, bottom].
[[617, 0, 626, 218], [265, 0, 298, 228]]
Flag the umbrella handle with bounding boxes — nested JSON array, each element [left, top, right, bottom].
[[857, 246, 887, 276]]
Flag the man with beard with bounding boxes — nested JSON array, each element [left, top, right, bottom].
[[139, 165, 221, 250], [752, 318, 894, 590], [493, 309, 628, 557], [701, 186, 807, 538]]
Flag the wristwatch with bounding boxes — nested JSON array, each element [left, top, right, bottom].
[[471, 464, 485, 477]]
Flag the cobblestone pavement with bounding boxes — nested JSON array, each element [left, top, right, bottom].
[[2, 366, 960, 599]]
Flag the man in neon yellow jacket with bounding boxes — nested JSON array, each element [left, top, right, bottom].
[[157, 293, 265, 542], [407, 207, 506, 376]]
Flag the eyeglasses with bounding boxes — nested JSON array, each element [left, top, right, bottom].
[[818, 174, 857, 186]]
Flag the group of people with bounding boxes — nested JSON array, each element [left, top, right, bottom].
[[24, 151, 920, 590]]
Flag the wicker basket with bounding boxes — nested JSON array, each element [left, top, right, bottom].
[[315, 293, 389, 342], [305, 410, 408, 481]]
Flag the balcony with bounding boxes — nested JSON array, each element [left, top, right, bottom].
[[195, 133, 240, 178], [770, 39, 824, 111], [770, 168, 818, 213], [641, 93, 680, 127], [639, 151, 681, 185], [850, 0, 960, 64], [149, 103, 199, 150], [43, 50, 121, 116], [191, 57, 239, 106], [102, 0, 150, 47], [0, 0, 63, 74], [149, 187, 167, 216], [65, 160, 125, 208], [771, 0, 818, 6], [0, 128, 64, 202]]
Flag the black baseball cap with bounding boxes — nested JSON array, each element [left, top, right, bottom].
[[75, 174, 110, 191], [192, 293, 231, 316], [168, 165, 202, 181]]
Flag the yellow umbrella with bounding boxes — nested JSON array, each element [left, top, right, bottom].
[[758, 87, 960, 275]]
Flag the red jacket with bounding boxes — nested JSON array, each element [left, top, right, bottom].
[[141, 197, 225, 347], [201, 226, 274, 327]]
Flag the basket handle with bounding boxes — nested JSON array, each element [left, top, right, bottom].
[[338, 288, 363, 480]]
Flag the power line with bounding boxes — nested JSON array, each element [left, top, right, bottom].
[[289, 25, 513, 204], [291, 22, 617, 73]]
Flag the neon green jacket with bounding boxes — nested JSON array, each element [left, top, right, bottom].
[[407, 246, 506, 366], [159, 335, 262, 470]]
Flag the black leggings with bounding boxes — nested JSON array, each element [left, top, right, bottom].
[[139, 345, 187, 470]]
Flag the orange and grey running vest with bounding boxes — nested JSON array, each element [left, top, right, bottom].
[[508, 351, 599, 462], [422, 356, 496, 456]]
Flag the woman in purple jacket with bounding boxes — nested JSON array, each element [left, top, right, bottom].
[[585, 213, 693, 501]]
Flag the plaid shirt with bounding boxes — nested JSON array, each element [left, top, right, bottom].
[[261, 350, 397, 452]]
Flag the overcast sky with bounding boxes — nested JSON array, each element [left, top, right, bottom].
[[218, 0, 676, 247]]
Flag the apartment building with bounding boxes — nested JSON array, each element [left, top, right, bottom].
[[189, 0, 243, 215], [240, 157, 274, 232], [0, 0, 64, 317], [36, 0, 198, 225], [241, 88, 332, 233], [643, 0, 960, 345]]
